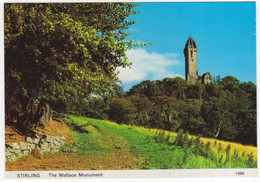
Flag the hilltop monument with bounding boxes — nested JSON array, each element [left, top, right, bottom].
[[184, 36, 198, 85], [184, 36, 212, 85]]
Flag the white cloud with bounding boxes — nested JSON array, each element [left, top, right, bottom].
[[117, 48, 183, 83]]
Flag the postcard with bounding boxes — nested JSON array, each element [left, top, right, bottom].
[[2, 0, 259, 181]]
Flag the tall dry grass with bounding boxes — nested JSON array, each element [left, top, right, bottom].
[[137, 127, 257, 161]]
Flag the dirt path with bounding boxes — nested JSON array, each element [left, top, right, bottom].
[[6, 150, 137, 171], [6, 121, 139, 171]]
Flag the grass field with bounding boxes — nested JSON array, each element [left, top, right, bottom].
[[60, 115, 257, 169], [6, 114, 257, 170]]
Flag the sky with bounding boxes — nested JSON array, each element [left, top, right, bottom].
[[117, 2, 256, 91]]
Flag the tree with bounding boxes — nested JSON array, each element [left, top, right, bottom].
[[150, 96, 182, 131], [172, 77, 187, 99], [108, 98, 137, 124], [232, 85, 256, 145], [161, 77, 186, 98], [204, 83, 220, 98], [179, 99, 205, 134], [201, 90, 237, 140], [234, 109, 256, 145], [220, 76, 240, 93], [239, 81, 256, 109], [128, 94, 154, 126], [185, 82, 205, 100], [5, 3, 147, 127]]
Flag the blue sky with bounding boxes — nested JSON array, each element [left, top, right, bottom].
[[117, 2, 256, 91]]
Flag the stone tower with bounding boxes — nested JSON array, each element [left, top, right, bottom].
[[184, 36, 198, 85]]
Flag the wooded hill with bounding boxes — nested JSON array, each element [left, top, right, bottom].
[[67, 76, 256, 147], [113, 77, 256, 146]]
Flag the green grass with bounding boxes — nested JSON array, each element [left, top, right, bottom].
[[58, 114, 257, 169], [60, 116, 111, 157]]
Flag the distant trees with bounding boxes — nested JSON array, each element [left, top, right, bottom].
[[108, 98, 137, 125], [5, 3, 148, 128], [108, 76, 256, 146]]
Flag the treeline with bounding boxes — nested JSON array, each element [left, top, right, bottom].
[[112, 76, 256, 146], [70, 76, 256, 146]]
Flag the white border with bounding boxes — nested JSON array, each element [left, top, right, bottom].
[[4, 168, 259, 179], [1, 0, 259, 182]]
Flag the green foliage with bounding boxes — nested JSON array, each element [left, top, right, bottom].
[[205, 141, 211, 157], [183, 131, 189, 150], [151, 96, 182, 130], [242, 151, 245, 158], [218, 143, 223, 154], [153, 130, 172, 144], [5, 3, 256, 148], [62, 115, 91, 133], [220, 76, 239, 93], [108, 98, 137, 124], [119, 75, 256, 146], [225, 144, 231, 163], [247, 152, 256, 167], [68, 95, 110, 120], [192, 135, 202, 156], [188, 137, 194, 148], [232, 149, 239, 162], [174, 129, 184, 146], [127, 94, 154, 126], [5, 3, 149, 127]]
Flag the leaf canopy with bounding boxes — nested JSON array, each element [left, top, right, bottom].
[[5, 3, 146, 111]]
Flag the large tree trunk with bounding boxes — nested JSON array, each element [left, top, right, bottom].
[[33, 101, 51, 129], [40, 103, 51, 125]]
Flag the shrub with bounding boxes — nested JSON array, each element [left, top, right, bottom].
[[242, 151, 245, 158], [233, 149, 239, 161], [183, 131, 189, 150], [205, 141, 211, 157], [165, 133, 171, 144], [188, 137, 194, 147], [193, 135, 202, 155], [247, 152, 255, 167], [154, 130, 172, 144], [217, 143, 222, 154], [174, 129, 184, 146], [217, 155, 223, 167], [225, 144, 231, 163]]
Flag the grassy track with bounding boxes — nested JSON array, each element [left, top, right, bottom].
[[6, 114, 257, 171], [60, 115, 257, 169]]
